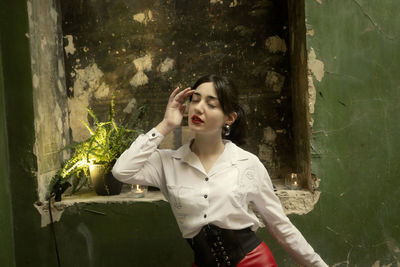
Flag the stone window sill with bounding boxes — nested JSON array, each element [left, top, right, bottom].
[[273, 179, 321, 216], [35, 182, 320, 227]]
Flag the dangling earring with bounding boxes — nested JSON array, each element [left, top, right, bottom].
[[223, 124, 231, 136]]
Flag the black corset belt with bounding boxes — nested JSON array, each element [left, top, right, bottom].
[[186, 224, 261, 267]]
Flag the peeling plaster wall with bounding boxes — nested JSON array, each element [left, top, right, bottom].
[[274, 0, 400, 266], [60, 0, 294, 180], [27, 0, 70, 202], [4, 0, 400, 266]]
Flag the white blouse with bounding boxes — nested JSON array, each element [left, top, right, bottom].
[[112, 128, 327, 267]]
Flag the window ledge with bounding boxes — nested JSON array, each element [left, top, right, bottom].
[[57, 190, 166, 205], [275, 189, 320, 215], [34, 189, 166, 227], [34, 186, 319, 227], [273, 179, 321, 215]]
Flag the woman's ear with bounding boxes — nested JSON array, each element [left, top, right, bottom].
[[225, 112, 237, 125]]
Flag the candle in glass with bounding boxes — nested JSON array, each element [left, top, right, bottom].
[[285, 173, 300, 190], [131, 184, 147, 198]]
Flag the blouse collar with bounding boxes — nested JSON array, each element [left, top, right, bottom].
[[171, 139, 249, 168]]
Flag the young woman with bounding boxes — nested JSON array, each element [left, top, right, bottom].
[[112, 74, 328, 267]]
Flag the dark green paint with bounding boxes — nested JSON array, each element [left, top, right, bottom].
[[0, 34, 16, 267], [0, 1, 41, 266], [295, 0, 400, 265], [2, 0, 400, 266]]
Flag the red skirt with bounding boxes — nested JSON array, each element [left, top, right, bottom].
[[192, 241, 277, 267]]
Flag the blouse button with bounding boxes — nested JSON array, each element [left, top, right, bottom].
[[204, 214, 207, 218], [205, 177, 209, 181], [152, 133, 155, 137], [204, 194, 208, 199]]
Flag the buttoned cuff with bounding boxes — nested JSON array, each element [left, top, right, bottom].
[[146, 128, 164, 146]]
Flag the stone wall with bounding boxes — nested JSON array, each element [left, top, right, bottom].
[[60, 0, 294, 180]]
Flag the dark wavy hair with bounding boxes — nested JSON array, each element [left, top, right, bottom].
[[191, 74, 248, 146]]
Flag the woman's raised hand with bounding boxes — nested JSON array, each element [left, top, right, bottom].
[[156, 87, 194, 136]]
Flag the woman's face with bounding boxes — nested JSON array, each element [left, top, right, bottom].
[[188, 82, 227, 135]]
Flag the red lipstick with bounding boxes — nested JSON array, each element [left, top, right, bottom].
[[191, 115, 204, 124]]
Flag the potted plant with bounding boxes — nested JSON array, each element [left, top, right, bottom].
[[49, 92, 145, 200]]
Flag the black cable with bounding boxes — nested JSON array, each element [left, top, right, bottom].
[[48, 197, 61, 267]]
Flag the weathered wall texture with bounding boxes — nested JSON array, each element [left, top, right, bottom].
[[60, 0, 294, 180], [27, 0, 71, 202], [2, 0, 400, 266], [282, 0, 400, 266]]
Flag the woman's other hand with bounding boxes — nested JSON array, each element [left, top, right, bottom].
[[156, 87, 194, 136]]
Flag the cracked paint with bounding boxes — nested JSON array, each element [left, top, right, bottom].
[[265, 35, 287, 54], [123, 98, 137, 114], [93, 82, 110, 99], [158, 57, 175, 73], [308, 47, 324, 82], [130, 71, 149, 87], [130, 54, 152, 87], [265, 71, 285, 93], [308, 74, 316, 116], [133, 54, 152, 71], [352, 0, 395, 41], [69, 63, 105, 141], [229, 0, 238, 8], [133, 10, 154, 25], [64, 35, 76, 57], [307, 47, 324, 119]]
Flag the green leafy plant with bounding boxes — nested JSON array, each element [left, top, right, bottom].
[[49, 92, 145, 198]]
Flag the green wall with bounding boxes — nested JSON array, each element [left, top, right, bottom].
[[0, 1, 40, 266], [1, 0, 399, 266], [0, 35, 16, 267], [287, 0, 400, 265]]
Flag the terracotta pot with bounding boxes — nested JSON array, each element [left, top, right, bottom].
[[89, 164, 122, 196]]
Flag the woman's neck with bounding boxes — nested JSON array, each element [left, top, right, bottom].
[[190, 133, 225, 158]]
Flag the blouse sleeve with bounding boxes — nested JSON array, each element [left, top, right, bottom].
[[250, 162, 328, 267], [111, 128, 165, 189]]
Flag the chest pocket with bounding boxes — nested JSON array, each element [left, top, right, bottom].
[[167, 185, 197, 214]]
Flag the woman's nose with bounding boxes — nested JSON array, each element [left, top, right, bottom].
[[193, 101, 204, 114]]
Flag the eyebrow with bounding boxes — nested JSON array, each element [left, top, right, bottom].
[[193, 92, 218, 101]]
